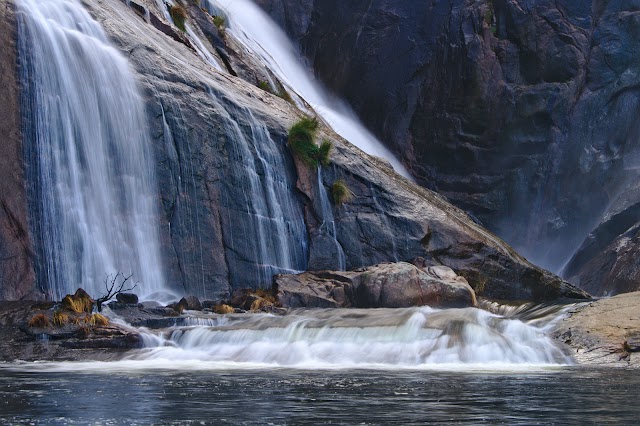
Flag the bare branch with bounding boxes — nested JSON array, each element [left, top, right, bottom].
[[95, 271, 139, 311]]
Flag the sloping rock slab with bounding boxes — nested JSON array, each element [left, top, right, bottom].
[[552, 291, 640, 367], [274, 262, 477, 309]]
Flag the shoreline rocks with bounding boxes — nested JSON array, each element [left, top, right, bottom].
[[552, 291, 640, 367]]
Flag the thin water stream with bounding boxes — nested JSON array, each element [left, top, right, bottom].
[[205, 0, 413, 179]]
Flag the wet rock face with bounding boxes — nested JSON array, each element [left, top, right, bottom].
[[274, 262, 478, 309], [0, 0, 37, 300], [256, 0, 640, 292]]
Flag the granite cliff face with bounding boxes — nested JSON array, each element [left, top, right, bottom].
[[0, 1, 36, 300], [0, 0, 589, 302], [256, 0, 640, 295]]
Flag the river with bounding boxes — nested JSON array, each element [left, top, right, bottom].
[[0, 366, 638, 424]]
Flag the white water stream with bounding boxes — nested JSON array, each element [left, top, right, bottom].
[[153, 0, 225, 71], [211, 96, 308, 287], [81, 306, 572, 370], [16, 0, 169, 301], [204, 0, 413, 179], [317, 168, 346, 270]]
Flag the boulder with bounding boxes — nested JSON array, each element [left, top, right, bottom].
[[274, 262, 477, 309], [116, 293, 139, 304], [179, 295, 202, 311]]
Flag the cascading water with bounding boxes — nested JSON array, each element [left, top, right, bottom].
[[203, 0, 413, 180], [154, 0, 224, 72], [128, 307, 572, 368], [17, 0, 168, 300], [212, 95, 308, 288], [317, 168, 346, 270]]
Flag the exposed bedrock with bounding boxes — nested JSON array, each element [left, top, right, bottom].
[[0, 0, 589, 302], [255, 0, 640, 294], [274, 261, 478, 309]]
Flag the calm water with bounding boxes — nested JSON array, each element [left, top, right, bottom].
[[1, 366, 638, 424]]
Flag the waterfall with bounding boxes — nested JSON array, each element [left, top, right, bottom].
[[130, 307, 572, 368], [317, 168, 346, 270], [203, 0, 413, 180], [211, 95, 308, 289], [17, 0, 168, 301]]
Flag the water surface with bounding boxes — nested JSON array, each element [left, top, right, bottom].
[[0, 366, 637, 424]]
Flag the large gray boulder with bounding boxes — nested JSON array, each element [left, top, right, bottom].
[[275, 262, 477, 309]]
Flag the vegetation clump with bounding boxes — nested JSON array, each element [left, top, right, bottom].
[[52, 311, 69, 326], [212, 15, 225, 30], [331, 179, 353, 205], [87, 313, 110, 327], [318, 139, 333, 167], [213, 304, 234, 314], [28, 313, 50, 328], [277, 87, 293, 103], [61, 288, 94, 313], [257, 80, 271, 92], [288, 117, 333, 167], [170, 5, 188, 32]]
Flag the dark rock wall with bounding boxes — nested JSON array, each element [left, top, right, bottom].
[[0, 0, 38, 300], [0, 0, 588, 302], [255, 0, 640, 293]]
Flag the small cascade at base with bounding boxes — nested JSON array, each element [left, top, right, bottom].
[[16, 0, 169, 300], [130, 307, 572, 369]]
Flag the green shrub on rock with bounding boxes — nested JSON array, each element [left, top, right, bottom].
[[318, 139, 333, 167], [170, 5, 188, 32], [288, 117, 333, 167], [332, 179, 353, 205], [212, 15, 225, 30]]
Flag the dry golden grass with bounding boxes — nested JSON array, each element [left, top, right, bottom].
[[61, 289, 94, 313], [28, 313, 50, 328], [52, 311, 69, 326], [213, 304, 234, 314], [86, 313, 109, 326]]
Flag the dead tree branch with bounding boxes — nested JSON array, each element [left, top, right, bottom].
[[95, 271, 138, 312]]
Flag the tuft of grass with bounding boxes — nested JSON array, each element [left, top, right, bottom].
[[277, 88, 293, 104], [28, 313, 50, 328], [68, 315, 84, 325], [170, 5, 188, 32], [288, 117, 320, 166], [257, 80, 271, 92], [86, 313, 110, 327], [213, 304, 234, 314], [318, 139, 332, 166], [212, 15, 225, 30], [254, 288, 277, 304], [61, 289, 94, 313], [331, 179, 353, 205], [52, 311, 69, 327], [288, 118, 333, 167]]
